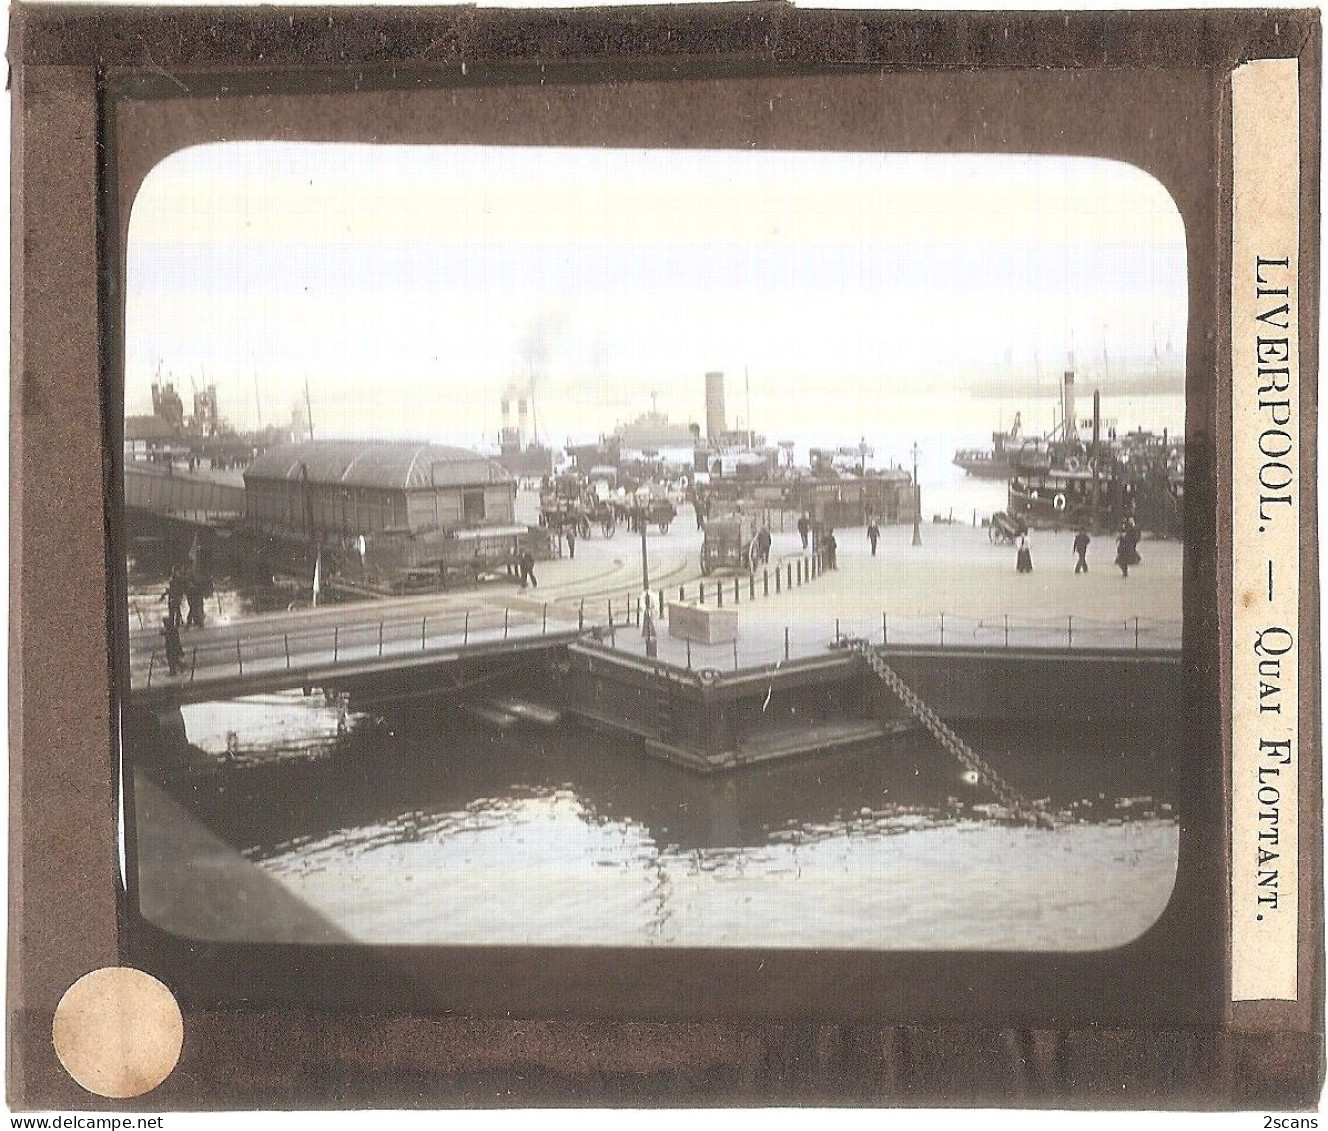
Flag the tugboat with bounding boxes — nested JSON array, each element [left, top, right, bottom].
[[1005, 378, 1184, 537], [952, 413, 1044, 479]]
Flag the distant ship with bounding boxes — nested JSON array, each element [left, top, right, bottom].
[[952, 414, 1052, 478]]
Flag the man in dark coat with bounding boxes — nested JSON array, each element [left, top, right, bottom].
[[184, 567, 208, 629], [797, 513, 810, 550], [822, 529, 838, 570], [756, 526, 772, 565], [161, 567, 185, 628], [867, 520, 881, 557], [162, 616, 184, 676], [564, 522, 577, 560], [1073, 528, 1091, 573], [519, 550, 537, 589], [1016, 536, 1034, 574]]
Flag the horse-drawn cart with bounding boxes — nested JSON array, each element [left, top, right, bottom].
[[700, 512, 761, 575], [988, 511, 1028, 545]]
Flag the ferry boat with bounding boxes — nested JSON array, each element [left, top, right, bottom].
[[1007, 441, 1183, 537]]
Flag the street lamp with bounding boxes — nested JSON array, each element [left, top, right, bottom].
[[911, 441, 922, 547]]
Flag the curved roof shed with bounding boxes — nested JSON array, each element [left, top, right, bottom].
[[245, 440, 513, 491]]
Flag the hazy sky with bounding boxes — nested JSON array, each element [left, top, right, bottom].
[[126, 142, 1187, 448]]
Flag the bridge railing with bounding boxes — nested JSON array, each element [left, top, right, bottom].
[[134, 602, 576, 690], [579, 610, 1183, 676]]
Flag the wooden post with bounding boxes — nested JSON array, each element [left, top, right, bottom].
[[238, 638, 245, 673], [464, 611, 469, 644], [882, 613, 887, 645], [378, 622, 384, 656], [748, 574, 755, 599], [504, 607, 510, 639], [763, 569, 769, 596], [784, 626, 790, 660], [423, 617, 428, 649], [733, 578, 739, 603], [285, 633, 291, 669], [1068, 616, 1073, 647], [332, 628, 338, 662], [939, 613, 945, 646], [543, 604, 548, 633], [732, 639, 739, 670]]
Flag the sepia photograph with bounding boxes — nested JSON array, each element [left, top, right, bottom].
[[120, 141, 1188, 953]]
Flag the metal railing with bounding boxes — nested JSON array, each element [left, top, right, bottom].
[[133, 602, 575, 690], [579, 610, 1183, 677]]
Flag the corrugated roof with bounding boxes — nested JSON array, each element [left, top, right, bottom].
[[244, 440, 513, 491]]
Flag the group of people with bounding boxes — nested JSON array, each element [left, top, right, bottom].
[[1014, 516, 1143, 578], [159, 563, 212, 676]]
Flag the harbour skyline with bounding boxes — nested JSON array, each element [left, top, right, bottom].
[[126, 143, 1187, 448]]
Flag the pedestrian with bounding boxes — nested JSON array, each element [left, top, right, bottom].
[[184, 568, 208, 629], [1016, 535, 1034, 574], [797, 513, 810, 550], [1073, 528, 1091, 574], [565, 522, 577, 560], [520, 549, 537, 589], [1124, 516, 1142, 566], [867, 520, 880, 557], [756, 526, 772, 566], [823, 529, 838, 570], [1115, 532, 1131, 578], [161, 566, 185, 628], [161, 616, 184, 676]]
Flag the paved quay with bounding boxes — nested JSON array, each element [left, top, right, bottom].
[[595, 522, 1183, 669]]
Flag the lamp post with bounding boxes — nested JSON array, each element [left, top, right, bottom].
[[911, 441, 922, 547], [638, 505, 650, 591]]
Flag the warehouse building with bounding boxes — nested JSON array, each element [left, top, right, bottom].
[[243, 439, 524, 576]]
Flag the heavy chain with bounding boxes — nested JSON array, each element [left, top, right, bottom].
[[851, 640, 1053, 828]]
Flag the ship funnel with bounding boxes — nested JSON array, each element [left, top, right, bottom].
[[1063, 359, 1077, 438]]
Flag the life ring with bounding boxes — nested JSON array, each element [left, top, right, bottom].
[[1066, 457, 1080, 472], [698, 668, 721, 685], [1053, 492, 1068, 512]]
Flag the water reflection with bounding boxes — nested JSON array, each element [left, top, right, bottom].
[[141, 695, 1178, 950]]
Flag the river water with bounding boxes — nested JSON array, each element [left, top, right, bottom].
[[147, 693, 1178, 952]]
